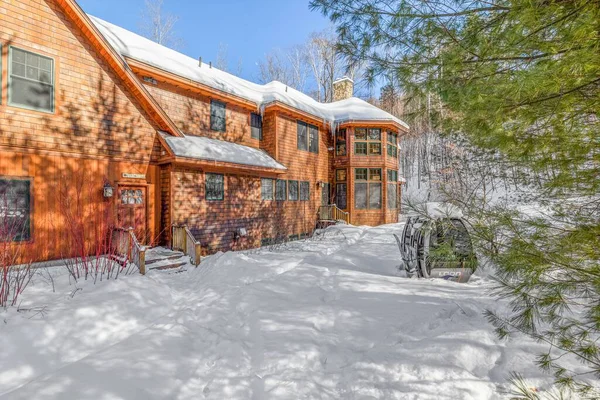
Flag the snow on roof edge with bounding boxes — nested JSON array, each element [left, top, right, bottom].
[[89, 15, 409, 131]]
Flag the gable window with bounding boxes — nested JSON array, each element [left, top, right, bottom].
[[210, 100, 226, 132], [387, 132, 398, 158], [354, 127, 381, 156], [300, 181, 310, 201], [9, 47, 54, 113], [288, 180, 299, 201], [355, 168, 382, 209], [335, 128, 346, 156], [205, 173, 224, 200], [251, 113, 262, 140], [297, 121, 319, 153], [0, 178, 31, 242], [275, 179, 287, 201], [387, 169, 398, 209], [261, 178, 273, 200]]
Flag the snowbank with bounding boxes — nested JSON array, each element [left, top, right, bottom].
[[0, 224, 563, 399]]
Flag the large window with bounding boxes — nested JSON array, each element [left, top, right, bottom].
[[0, 178, 31, 242], [387, 131, 398, 158], [261, 178, 273, 200], [9, 47, 54, 113], [300, 181, 310, 201], [275, 179, 287, 201], [355, 168, 382, 209], [297, 121, 319, 153], [251, 113, 262, 140], [288, 180, 299, 201], [335, 128, 346, 156], [354, 128, 381, 156], [205, 173, 224, 200], [387, 170, 398, 209], [210, 100, 226, 132]]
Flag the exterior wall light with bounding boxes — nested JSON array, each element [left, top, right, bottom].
[[103, 183, 114, 198]]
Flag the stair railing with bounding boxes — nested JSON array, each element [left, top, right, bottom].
[[172, 224, 202, 266], [318, 204, 350, 224], [111, 227, 147, 275]]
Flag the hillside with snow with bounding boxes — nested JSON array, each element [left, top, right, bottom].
[[0, 224, 564, 399]]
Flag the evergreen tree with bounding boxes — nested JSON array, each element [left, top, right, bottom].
[[311, 0, 600, 395]]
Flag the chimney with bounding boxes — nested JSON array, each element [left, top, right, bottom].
[[333, 76, 354, 101]]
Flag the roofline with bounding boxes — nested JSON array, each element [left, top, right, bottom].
[[54, 0, 183, 137], [126, 57, 258, 110], [158, 156, 287, 176], [336, 120, 410, 133]]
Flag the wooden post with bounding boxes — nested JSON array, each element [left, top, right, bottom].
[[194, 243, 202, 266], [139, 250, 146, 275]]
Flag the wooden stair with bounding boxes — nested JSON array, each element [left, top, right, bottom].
[[144, 247, 189, 271]]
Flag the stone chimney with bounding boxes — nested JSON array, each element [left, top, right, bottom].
[[333, 76, 354, 101]]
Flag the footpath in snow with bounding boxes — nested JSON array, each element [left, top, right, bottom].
[[0, 224, 553, 399]]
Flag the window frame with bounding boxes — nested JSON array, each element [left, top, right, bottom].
[[8, 46, 55, 113], [335, 128, 347, 156], [387, 131, 398, 158], [205, 173, 224, 201], [288, 180, 299, 201], [210, 99, 226, 132], [354, 168, 382, 210], [300, 181, 310, 201], [0, 177, 32, 242], [275, 179, 287, 201], [251, 112, 262, 140], [297, 120, 319, 153], [336, 169, 347, 182], [354, 127, 382, 156], [336, 183, 347, 210], [261, 178, 274, 200]]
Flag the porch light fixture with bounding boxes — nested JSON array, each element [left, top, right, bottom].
[[103, 183, 114, 198]]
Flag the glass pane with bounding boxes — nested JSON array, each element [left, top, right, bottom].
[[369, 183, 381, 209], [39, 57, 52, 71], [26, 66, 38, 81], [121, 190, 128, 204], [10, 77, 53, 112], [12, 62, 26, 78], [39, 71, 51, 84], [354, 183, 367, 209], [297, 122, 308, 151], [355, 168, 367, 180], [12, 48, 26, 64], [355, 128, 367, 140], [370, 169, 382, 181], [336, 143, 346, 156], [288, 180, 298, 201], [336, 169, 346, 182], [336, 183, 347, 209], [369, 143, 381, 155], [354, 142, 367, 155], [309, 125, 319, 153], [368, 128, 381, 141], [26, 52, 39, 67], [276, 180, 286, 200], [300, 182, 310, 200], [261, 178, 273, 200]]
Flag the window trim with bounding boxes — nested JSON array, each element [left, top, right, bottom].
[[288, 180, 299, 201], [0, 176, 33, 242], [210, 99, 226, 132], [251, 112, 262, 140], [8, 46, 55, 114], [300, 181, 310, 201], [387, 131, 398, 158], [205, 173, 224, 201], [297, 120, 319, 154], [335, 128, 347, 156], [275, 179, 287, 201], [354, 168, 382, 210], [354, 127, 382, 156], [261, 178, 274, 200]]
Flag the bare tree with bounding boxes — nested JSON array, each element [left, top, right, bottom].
[[139, 0, 183, 50], [215, 42, 229, 71]]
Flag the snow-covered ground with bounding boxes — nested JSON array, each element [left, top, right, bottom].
[[0, 224, 554, 399]]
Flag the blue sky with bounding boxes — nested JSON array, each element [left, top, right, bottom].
[[79, 0, 332, 83]]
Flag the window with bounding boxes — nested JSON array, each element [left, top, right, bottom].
[[355, 168, 382, 209], [261, 178, 274, 200], [251, 113, 262, 140], [300, 181, 310, 201], [387, 131, 398, 158], [288, 180, 299, 201], [335, 128, 346, 156], [336, 183, 347, 209], [120, 189, 144, 204], [210, 100, 226, 132], [297, 121, 319, 153], [9, 47, 54, 113], [275, 179, 287, 201], [321, 182, 330, 205], [336, 169, 347, 182], [354, 127, 381, 155], [387, 169, 398, 209], [205, 173, 224, 200], [0, 178, 31, 242]]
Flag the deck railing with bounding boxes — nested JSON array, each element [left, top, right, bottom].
[[318, 204, 350, 224], [172, 224, 202, 266], [111, 227, 147, 275]]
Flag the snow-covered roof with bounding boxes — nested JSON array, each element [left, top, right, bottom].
[[161, 133, 286, 170], [90, 16, 408, 130]]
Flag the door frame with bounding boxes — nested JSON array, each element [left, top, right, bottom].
[[115, 182, 149, 241]]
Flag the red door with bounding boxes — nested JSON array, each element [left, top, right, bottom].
[[117, 186, 148, 243]]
